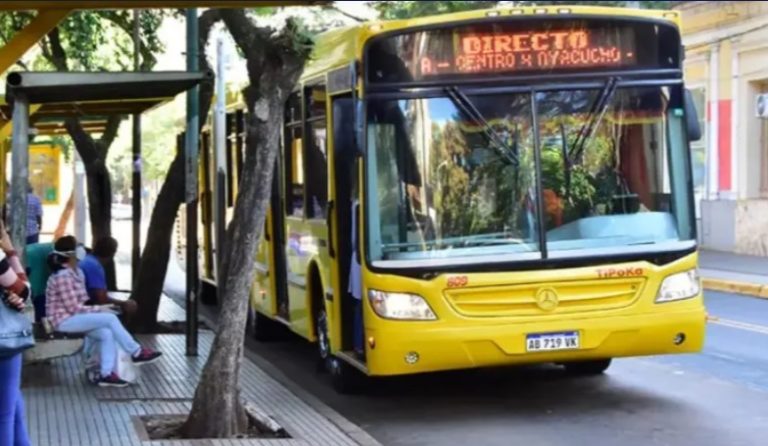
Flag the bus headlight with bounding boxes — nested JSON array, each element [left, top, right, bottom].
[[656, 269, 701, 303], [368, 290, 437, 320]]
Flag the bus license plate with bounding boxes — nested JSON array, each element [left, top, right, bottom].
[[526, 331, 580, 352]]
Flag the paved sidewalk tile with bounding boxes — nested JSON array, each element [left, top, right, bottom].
[[22, 331, 363, 446]]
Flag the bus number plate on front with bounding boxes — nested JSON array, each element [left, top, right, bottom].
[[526, 331, 580, 352]]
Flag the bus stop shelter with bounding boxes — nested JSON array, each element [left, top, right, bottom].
[[4, 70, 211, 248], [0, 0, 331, 356]]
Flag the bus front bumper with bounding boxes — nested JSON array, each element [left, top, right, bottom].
[[363, 308, 706, 376]]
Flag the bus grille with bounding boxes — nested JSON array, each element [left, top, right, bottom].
[[444, 278, 646, 317]]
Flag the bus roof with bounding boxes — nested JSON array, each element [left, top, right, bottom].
[[300, 4, 682, 82]]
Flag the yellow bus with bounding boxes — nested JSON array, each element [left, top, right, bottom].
[[182, 4, 707, 393]]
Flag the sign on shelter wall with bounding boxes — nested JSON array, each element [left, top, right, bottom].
[[29, 144, 60, 204]]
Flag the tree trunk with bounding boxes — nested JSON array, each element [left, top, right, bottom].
[[64, 118, 119, 249], [132, 154, 184, 332], [85, 160, 113, 242], [130, 9, 220, 333], [181, 10, 312, 439], [84, 159, 117, 290]]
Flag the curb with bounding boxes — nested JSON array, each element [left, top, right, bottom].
[[703, 277, 768, 299], [173, 294, 383, 446]]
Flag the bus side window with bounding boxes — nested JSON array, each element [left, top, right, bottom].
[[285, 92, 305, 218], [305, 84, 328, 219]]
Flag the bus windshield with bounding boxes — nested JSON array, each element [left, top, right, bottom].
[[364, 84, 695, 266]]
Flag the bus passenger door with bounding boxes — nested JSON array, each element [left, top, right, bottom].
[[266, 160, 290, 321], [330, 96, 359, 355]]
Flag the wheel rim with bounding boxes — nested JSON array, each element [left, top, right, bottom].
[[317, 309, 330, 360]]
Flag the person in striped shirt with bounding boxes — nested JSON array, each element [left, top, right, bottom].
[[45, 236, 162, 387]]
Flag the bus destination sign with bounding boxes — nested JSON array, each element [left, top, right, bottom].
[[364, 20, 675, 84], [420, 29, 636, 77]]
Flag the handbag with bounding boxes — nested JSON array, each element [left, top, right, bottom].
[[0, 288, 35, 357]]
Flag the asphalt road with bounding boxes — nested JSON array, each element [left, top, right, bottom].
[[240, 291, 768, 446], [142, 225, 768, 446]]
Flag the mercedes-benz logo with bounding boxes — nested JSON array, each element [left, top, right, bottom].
[[535, 287, 559, 311]]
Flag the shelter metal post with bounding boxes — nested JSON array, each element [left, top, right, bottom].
[[9, 93, 29, 257], [74, 151, 87, 244], [185, 7, 200, 357], [132, 8, 142, 287], [214, 37, 227, 294]]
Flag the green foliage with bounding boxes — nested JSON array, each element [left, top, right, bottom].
[[369, 0, 672, 21], [58, 12, 106, 70], [1, 9, 172, 198], [283, 17, 316, 57], [371, 1, 501, 20]]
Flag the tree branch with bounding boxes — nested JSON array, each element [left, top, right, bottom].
[[99, 115, 124, 148], [39, 37, 53, 63], [98, 10, 157, 71], [64, 118, 100, 163], [197, 9, 222, 133], [219, 9, 270, 64], [46, 26, 69, 71]]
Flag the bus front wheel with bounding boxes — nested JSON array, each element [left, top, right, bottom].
[[314, 307, 366, 394], [561, 359, 612, 376]]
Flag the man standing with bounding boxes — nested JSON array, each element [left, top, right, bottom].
[[25, 183, 43, 245], [78, 237, 138, 324], [3, 183, 42, 244]]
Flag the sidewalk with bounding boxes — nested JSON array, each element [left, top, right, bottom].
[[21, 296, 380, 446], [700, 250, 768, 299]]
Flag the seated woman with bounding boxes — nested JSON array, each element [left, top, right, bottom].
[[45, 236, 161, 388]]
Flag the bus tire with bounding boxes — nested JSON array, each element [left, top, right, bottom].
[[315, 304, 332, 364], [562, 359, 612, 376], [313, 305, 367, 394], [248, 307, 282, 342]]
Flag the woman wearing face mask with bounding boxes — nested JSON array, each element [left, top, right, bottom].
[[45, 236, 162, 387], [0, 221, 31, 446]]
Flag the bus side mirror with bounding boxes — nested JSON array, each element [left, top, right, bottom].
[[354, 99, 365, 157], [684, 89, 702, 142]]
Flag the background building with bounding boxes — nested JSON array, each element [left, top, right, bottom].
[[675, 1, 768, 257]]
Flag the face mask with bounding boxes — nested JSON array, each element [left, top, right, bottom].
[[53, 244, 86, 262], [75, 245, 86, 261]]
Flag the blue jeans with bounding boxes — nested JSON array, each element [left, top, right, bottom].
[[0, 353, 31, 446], [57, 313, 141, 377], [25, 234, 39, 245], [32, 295, 45, 323]]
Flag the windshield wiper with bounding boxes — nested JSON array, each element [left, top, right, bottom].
[[569, 76, 619, 164], [444, 86, 520, 167]]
